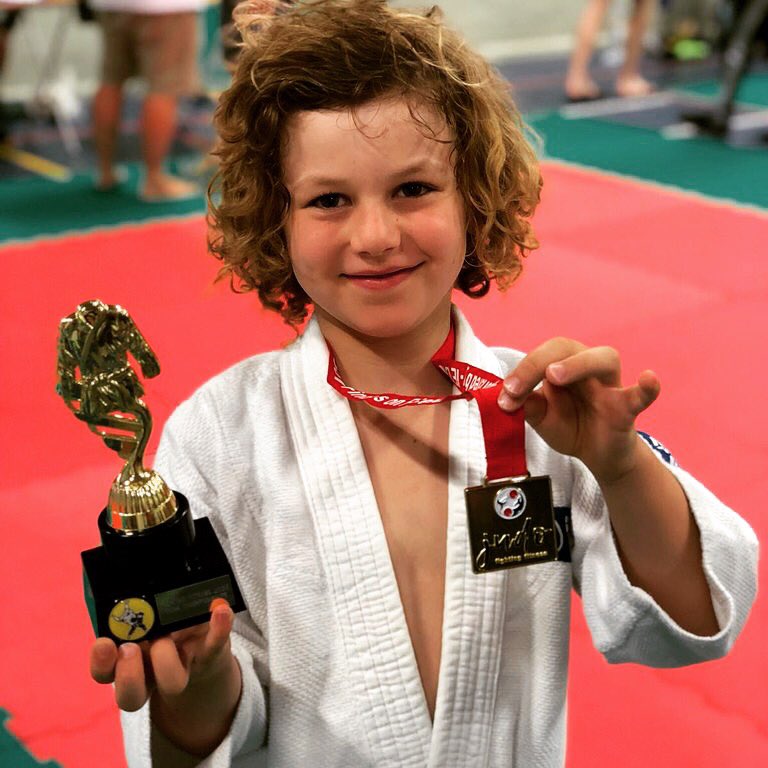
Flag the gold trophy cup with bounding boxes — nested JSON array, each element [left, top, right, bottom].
[[57, 300, 244, 643]]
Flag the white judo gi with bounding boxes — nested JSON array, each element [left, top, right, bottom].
[[122, 308, 758, 767]]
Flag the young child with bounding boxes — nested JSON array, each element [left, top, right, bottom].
[[89, 1, 758, 765]]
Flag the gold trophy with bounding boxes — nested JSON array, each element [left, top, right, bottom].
[[57, 300, 244, 644]]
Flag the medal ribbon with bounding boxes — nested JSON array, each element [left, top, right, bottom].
[[326, 325, 527, 481]]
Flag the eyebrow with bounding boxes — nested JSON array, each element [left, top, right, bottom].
[[289, 175, 344, 190], [392, 159, 447, 177]]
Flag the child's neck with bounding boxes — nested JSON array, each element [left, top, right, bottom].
[[315, 308, 454, 397]]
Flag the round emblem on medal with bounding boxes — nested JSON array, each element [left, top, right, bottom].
[[494, 486, 527, 521], [108, 597, 155, 642]]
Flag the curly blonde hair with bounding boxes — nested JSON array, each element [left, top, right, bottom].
[[209, 0, 542, 327]]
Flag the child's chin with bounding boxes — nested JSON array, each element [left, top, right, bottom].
[[354, 314, 440, 341]]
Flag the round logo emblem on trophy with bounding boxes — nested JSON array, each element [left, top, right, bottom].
[[108, 598, 156, 641]]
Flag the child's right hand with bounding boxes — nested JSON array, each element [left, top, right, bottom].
[[89, 599, 241, 755]]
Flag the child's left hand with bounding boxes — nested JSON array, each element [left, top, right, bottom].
[[497, 338, 660, 485]]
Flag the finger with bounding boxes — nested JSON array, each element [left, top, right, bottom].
[[502, 337, 587, 402], [139, 641, 156, 690], [545, 346, 622, 388], [114, 643, 149, 712], [90, 637, 118, 684], [624, 370, 660, 417], [150, 635, 190, 697], [204, 599, 235, 658]]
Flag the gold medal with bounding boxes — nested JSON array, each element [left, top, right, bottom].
[[465, 475, 558, 573]]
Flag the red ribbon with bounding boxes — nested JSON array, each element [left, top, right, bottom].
[[326, 324, 528, 481]]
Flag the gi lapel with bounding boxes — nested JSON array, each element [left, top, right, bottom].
[[280, 318, 432, 767], [428, 309, 510, 767]]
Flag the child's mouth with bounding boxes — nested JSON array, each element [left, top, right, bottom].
[[343, 264, 421, 289]]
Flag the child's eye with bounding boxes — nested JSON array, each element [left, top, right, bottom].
[[308, 193, 344, 209], [397, 182, 434, 198]]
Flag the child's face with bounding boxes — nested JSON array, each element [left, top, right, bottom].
[[283, 97, 466, 341]]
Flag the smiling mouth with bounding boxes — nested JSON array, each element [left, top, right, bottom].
[[343, 264, 420, 280]]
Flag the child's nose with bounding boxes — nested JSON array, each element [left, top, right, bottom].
[[349, 202, 401, 257]]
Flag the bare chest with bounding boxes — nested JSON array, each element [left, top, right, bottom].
[[352, 403, 450, 719]]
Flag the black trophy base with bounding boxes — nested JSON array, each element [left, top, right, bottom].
[[82, 492, 245, 644]]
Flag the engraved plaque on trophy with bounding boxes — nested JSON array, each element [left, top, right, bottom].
[[56, 300, 245, 644]]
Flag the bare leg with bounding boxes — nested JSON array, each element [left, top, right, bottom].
[[565, 0, 612, 100], [92, 83, 124, 188], [616, 0, 655, 97], [140, 91, 197, 200]]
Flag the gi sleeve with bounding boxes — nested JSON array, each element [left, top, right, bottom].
[[571, 438, 759, 668]]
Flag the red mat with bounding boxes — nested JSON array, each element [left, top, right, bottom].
[[1, 161, 765, 766]]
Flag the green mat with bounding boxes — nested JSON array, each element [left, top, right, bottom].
[[0, 162, 205, 243], [0, 710, 61, 768], [677, 72, 768, 107], [530, 112, 768, 210]]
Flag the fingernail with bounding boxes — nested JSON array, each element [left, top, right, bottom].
[[547, 363, 565, 383], [498, 391, 516, 411], [209, 597, 229, 612], [504, 376, 523, 397], [119, 643, 138, 659]]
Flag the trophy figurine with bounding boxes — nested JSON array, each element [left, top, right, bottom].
[[56, 300, 245, 644]]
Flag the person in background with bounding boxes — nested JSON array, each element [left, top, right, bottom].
[[220, 0, 241, 67], [565, 0, 657, 101], [220, 0, 293, 68], [0, 7, 20, 75], [0, 5, 21, 141], [89, 0, 204, 200]]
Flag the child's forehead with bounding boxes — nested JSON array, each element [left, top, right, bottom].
[[282, 98, 456, 183], [284, 96, 451, 143]]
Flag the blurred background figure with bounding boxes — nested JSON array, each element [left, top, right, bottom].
[[219, 0, 294, 68], [565, 0, 657, 100], [0, 4, 22, 141], [219, 0, 240, 67], [89, 0, 205, 200], [0, 6, 20, 75], [684, 0, 768, 136]]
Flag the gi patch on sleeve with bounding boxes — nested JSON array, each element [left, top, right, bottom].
[[637, 431, 677, 466], [554, 507, 573, 563]]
